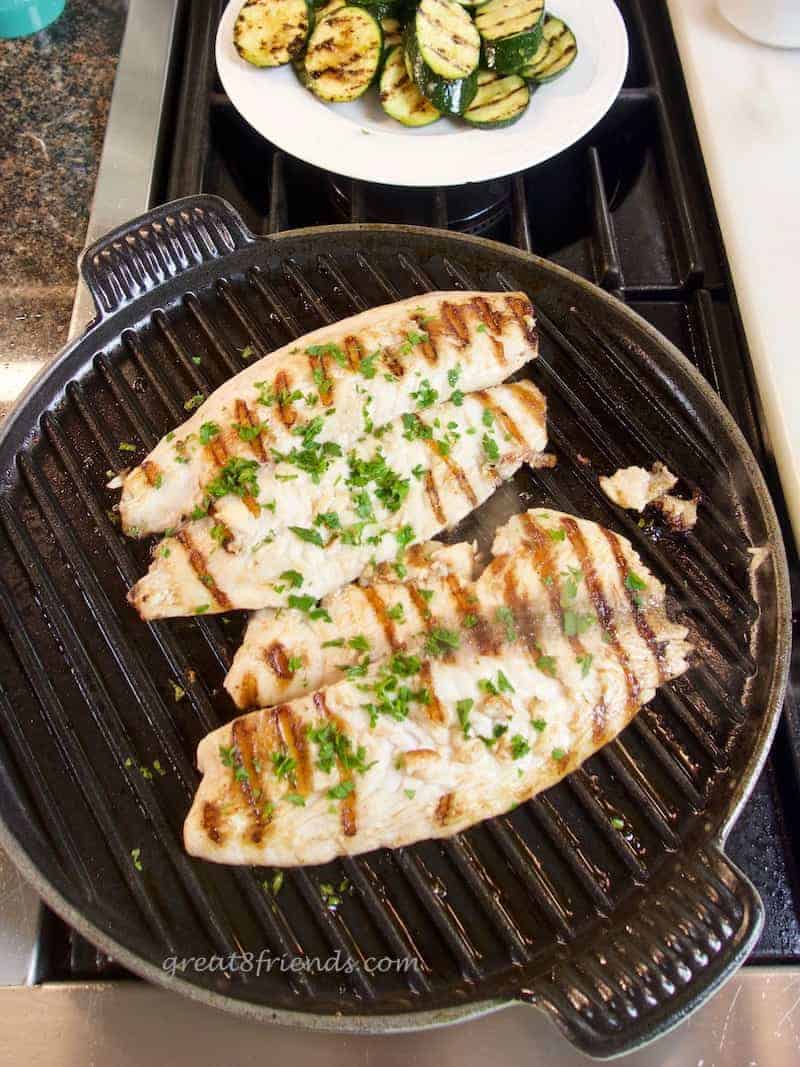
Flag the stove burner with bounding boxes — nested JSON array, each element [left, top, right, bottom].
[[326, 176, 511, 236]]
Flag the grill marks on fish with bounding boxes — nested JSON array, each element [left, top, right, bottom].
[[267, 641, 293, 680], [142, 460, 161, 487], [360, 584, 401, 651], [118, 292, 539, 538], [278, 703, 314, 796], [601, 526, 667, 683], [274, 370, 298, 428], [476, 389, 526, 446], [186, 508, 692, 866], [231, 718, 269, 842], [560, 517, 640, 712], [175, 529, 232, 611], [235, 398, 267, 462], [423, 469, 446, 525], [420, 434, 480, 510], [307, 350, 335, 406], [314, 692, 357, 836]]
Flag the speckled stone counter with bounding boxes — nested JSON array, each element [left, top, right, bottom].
[[0, 0, 127, 420]]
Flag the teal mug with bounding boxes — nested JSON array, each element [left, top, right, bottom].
[[0, 0, 65, 38]]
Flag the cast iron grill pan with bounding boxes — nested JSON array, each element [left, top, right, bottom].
[[0, 197, 789, 1058]]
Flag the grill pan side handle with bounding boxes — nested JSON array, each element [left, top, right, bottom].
[[521, 845, 763, 1059], [78, 195, 256, 320]]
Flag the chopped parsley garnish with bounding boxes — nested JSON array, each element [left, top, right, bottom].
[[130, 848, 143, 871], [610, 816, 625, 830], [279, 569, 304, 588], [322, 638, 345, 648], [411, 463, 426, 480], [447, 364, 462, 388], [307, 342, 346, 366], [285, 793, 306, 806], [551, 747, 568, 761], [210, 522, 228, 545], [199, 421, 220, 444], [190, 504, 208, 520], [495, 606, 517, 641], [312, 367, 332, 392], [419, 588, 434, 602], [482, 409, 495, 428], [206, 456, 259, 501], [531, 718, 547, 732], [219, 744, 235, 767], [287, 593, 315, 612], [346, 451, 410, 513], [511, 735, 530, 759], [536, 655, 558, 678], [482, 434, 500, 463], [561, 566, 582, 601], [263, 871, 284, 897], [476, 323, 487, 334], [462, 613, 478, 628], [314, 511, 341, 530], [388, 602, 405, 621], [341, 659, 369, 680], [359, 349, 381, 378], [411, 379, 438, 408], [271, 752, 297, 780], [449, 389, 464, 406], [348, 634, 370, 652], [287, 656, 303, 673], [424, 627, 460, 657], [390, 652, 421, 676], [576, 653, 594, 678], [194, 604, 210, 615], [400, 330, 428, 355], [402, 412, 433, 441], [328, 779, 355, 800], [563, 610, 595, 637], [240, 344, 255, 360], [184, 392, 205, 411], [307, 721, 373, 776], [456, 698, 473, 738], [118, 441, 137, 452], [289, 525, 324, 547], [395, 524, 415, 548], [479, 723, 508, 748], [497, 670, 515, 694], [547, 528, 566, 543], [235, 422, 264, 442], [404, 789, 416, 799]]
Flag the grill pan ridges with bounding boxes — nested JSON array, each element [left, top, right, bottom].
[[0, 196, 789, 1058]]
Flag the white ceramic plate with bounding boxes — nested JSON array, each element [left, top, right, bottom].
[[215, 0, 629, 187]]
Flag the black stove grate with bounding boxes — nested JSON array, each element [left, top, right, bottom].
[[30, 0, 800, 986]]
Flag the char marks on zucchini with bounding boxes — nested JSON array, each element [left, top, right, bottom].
[[305, 5, 383, 103], [234, 0, 312, 67]]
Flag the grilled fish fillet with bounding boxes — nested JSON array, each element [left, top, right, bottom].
[[184, 508, 691, 866], [116, 291, 538, 537], [129, 380, 548, 619], [225, 539, 478, 709]]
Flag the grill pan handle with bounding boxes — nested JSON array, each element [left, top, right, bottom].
[[520, 844, 762, 1058], [78, 195, 256, 320]]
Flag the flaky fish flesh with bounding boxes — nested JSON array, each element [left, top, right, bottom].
[[116, 291, 538, 537], [129, 381, 548, 619], [225, 539, 478, 709], [184, 508, 691, 866]]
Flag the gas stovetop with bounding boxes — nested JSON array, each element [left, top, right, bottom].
[[3, 0, 799, 1060]]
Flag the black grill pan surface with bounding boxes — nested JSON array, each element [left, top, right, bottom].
[[0, 196, 790, 1058]]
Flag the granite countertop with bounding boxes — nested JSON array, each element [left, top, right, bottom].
[[0, 0, 127, 421]]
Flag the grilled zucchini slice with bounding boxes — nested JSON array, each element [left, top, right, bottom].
[[381, 16, 403, 50], [380, 44, 441, 126], [404, 1, 480, 115], [305, 5, 383, 102], [520, 14, 577, 82], [475, 0, 544, 74], [463, 70, 529, 127], [413, 0, 480, 80], [233, 0, 312, 68]]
